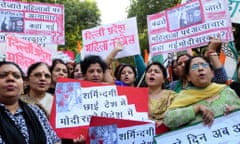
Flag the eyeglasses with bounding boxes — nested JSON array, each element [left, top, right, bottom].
[[31, 72, 51, 79], [191, 63, 209, 70]]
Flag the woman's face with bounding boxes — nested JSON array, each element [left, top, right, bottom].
[[120, 66, 135, 86], [187, 57, 213, 88], [85, 63, 104, 83], [51, 63, 68, 83], [28, 64, 51, 93], [73, 64, 83, 80], [67, 63, 74, 76], [177, 55, 190, 78], [145, 64, 165, 88], [0, 64, 23, 104]]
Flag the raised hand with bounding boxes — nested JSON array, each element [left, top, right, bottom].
[[207, 34, 222, 52]]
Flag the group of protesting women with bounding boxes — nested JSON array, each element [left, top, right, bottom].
[[0, 35, 240, 144]]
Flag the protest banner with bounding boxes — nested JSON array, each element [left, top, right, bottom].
[[154, 110, 240, 144], [228, 0, 240, 23], [89, 116, 155, 144], [183, 0, 240, 24], [0, 0, 64, 45], [147, 0, 233, 56], [181, 0, 239, 80], [49, 77, 148, 139], [6, 35, 52, 73], [82, 17, 141, 59]]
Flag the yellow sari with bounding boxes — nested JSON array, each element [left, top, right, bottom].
[[149, 90, 177, 121]]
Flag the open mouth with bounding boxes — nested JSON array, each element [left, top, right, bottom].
[[198, 73, 206, 79], [150, 77, 155, 80], [148, 77, 155, 83], [124, 77, 129, 81]]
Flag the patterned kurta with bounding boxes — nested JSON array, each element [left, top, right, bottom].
[[164, 87, 240, 129], [0, 103, 61, 144]]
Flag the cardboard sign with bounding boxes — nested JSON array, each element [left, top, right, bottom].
[[155, 111, 240, 144], [0, 0, 64, 44], [147, 0, 233, 56], [89, 116, 155, 144], [82, 17, 140, 59], [49, 77, 148, 139], [6, 35, 52, 73]]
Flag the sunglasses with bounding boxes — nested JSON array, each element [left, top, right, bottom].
[[191, 63, 209, 70]]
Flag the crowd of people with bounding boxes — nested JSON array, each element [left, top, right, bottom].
[[0, 35, 240, 143]]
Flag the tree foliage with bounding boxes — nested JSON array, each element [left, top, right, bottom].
[[60, 0, 101, 53]]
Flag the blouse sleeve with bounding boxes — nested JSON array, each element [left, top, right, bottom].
[[164, 106, 196, 129], [134, 55, 146, 82], [212, 66, 228, 84]]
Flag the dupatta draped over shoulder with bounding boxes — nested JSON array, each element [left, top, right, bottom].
[[168, 83, 226, 109]]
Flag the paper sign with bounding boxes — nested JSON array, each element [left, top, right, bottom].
[[49, 78, 148, 139], [6, 35, 52, 73], [89, 116, 155, 144], [82, 17, 140, 59], [0, 0, 64, 44], [147, 0, 233, 56], [154, 110, 240, 144]]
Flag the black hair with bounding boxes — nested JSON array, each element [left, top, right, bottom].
[[185, 56, 213, 76], [176, 53, 192, 63], [80, 55, 108, 75], [50, 59, 68, 77], [50, 59, 65, 73], [114, 63, 125, 79], [116, 64, 137, 81], [145, 62, 167, 88], [27, 62, 50, 78], [74, 62, 81, 70], [146, 62, 167, 79], [171, 59, 178, 81], [0, 61, 24, 78]]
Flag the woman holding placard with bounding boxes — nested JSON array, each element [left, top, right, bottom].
[[164, 56, 240, 129], [144, 62, 177, 134]]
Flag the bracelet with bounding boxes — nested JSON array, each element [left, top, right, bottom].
[[205, 50, 218, 57]]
